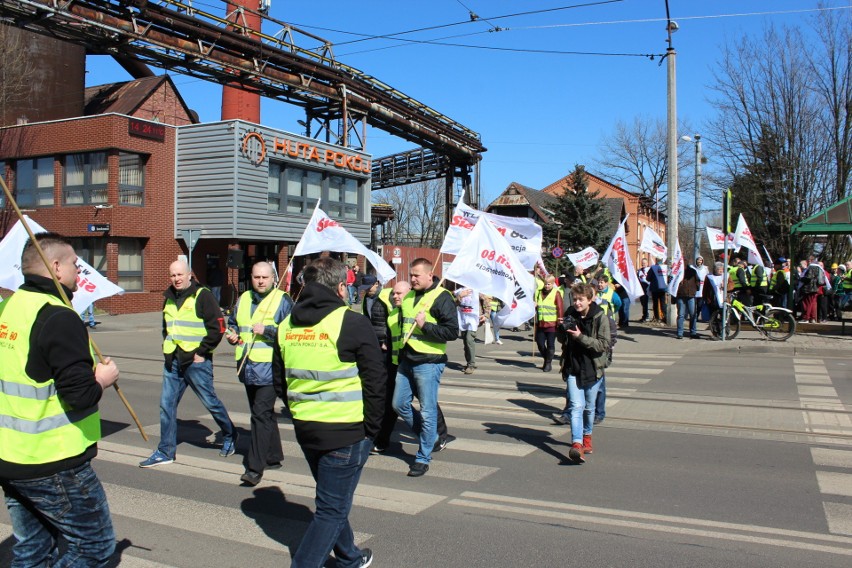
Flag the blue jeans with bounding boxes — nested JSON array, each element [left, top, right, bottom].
[[490, 310, 500, 341], [347, 285, 356, 305], [392, 359, 444, 464], [80, 304, 95, 326], [595, 374, 606, 419], [291, 438, 372, 568], [676, 297, 696, 337], [158, 358, 235, 459], [3, 461, 115, 567], [566, 374, 602, 444], [618, 298, 630, 326]]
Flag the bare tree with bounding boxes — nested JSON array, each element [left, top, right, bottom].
[[373, 179, 446, 247], [707, 23, 838, 260], [0, 24, 34, 126]]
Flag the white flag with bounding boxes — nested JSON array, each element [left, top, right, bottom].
[[0, 216, 125, 312], [706, 227, 739, 251], [292, 204, 396, 284], [734, 214, 760, 256], [667, 241, 684, 295], [441, 201, 543, 271], [443, 217, 536, 329], [566, 246, 599, 270], [601, 217, 644, 300], [639, 226, 667, 259]]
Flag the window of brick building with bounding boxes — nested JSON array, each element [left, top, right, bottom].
[[15, 157, 55, 207], [117, 238, 144, 291], [70, 237, 107, 275], [64, 152, 108, 205], [119, 153, 145, 206]]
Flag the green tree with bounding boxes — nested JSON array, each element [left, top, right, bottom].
[[543, 164, 611, 274]]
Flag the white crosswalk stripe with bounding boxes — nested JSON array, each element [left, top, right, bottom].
[[797, 358, 852, 536]]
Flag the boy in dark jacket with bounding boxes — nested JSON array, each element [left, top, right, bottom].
[[558, 282, 611, 464]]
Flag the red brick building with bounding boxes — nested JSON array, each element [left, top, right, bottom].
[[1, 76, 192, 313]]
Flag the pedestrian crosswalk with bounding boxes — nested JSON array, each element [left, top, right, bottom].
[[794, 357, 852, 537]]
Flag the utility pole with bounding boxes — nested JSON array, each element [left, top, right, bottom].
[[664, 4, 679, 325], [693, 135, 702, 262]]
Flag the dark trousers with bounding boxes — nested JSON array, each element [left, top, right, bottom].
[[374, 362, 447, 448], [461, 329, 476, 367], [534, 328, 556, 358], [640, 284, 650, 320], [245, 384, 284, 474], [652, 291, 667, 321]]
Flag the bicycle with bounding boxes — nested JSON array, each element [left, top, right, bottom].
[[709, 296, 796, 341]]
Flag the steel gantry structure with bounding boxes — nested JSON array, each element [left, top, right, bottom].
[[0, 0, 485, 211]]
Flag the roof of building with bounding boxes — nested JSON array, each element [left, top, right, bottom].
[[486, 181, 558, 223], [540, 168, 638, 199], [83, 75, 196, 123]]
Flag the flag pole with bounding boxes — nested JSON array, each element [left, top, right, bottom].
[[0, 175, 148, 440]]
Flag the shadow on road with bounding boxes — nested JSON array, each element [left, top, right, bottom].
[[240, 485, 313, 559], [482, 422, 574, 465]]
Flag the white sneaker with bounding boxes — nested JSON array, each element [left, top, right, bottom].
[[495, 339, 503, 345]]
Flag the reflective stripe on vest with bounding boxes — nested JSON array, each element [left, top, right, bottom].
[[278, 306, 363, 423], [235, 289, 285, 362], [163, 287, 211, 353], [535, 288, 560, 323], [401, 287, 451, 355], [0, 289, 100, 465]]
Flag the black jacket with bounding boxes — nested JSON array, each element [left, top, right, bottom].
[[400, 278, 459, 364], [162, 281, 224, 369], [363, 290, 390, 345], [272, 281, 386, 451], [558, 302, 610, 388], [0, 275, 102, 480]]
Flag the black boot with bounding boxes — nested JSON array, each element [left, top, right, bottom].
[[542, 349, 554, 372]]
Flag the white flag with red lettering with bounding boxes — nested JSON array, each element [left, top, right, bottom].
[[639, 226, 667, 259], [734, 214, 760, 256], [443, 216, 536, 329], [706, 227, 739, 251], [293, 204, 396, 283], [440, 200, 543, 270], [0, 216, 124, 312], [566, 246, 599, 270], [667, 241, 684, 295], [601, 216, 644, 300]]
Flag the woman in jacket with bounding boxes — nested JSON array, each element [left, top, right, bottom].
[[558, 282, 611, 464]]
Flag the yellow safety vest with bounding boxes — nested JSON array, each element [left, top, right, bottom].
[[597, 287, 616, 316], [163, 287, 211, 354], [749, 267, 769, 288], [401, 287, 451, 355], [363, 287, 392, 318], [278, 306, 363, 423], [728, 267, 744, 290], [388, 305, 403, 366], [0, 290, 100, 465], [535, 288, 561, 323], [235, 289, 286, 363]]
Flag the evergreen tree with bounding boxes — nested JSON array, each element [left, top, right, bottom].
[[543, 164, 612, 274]]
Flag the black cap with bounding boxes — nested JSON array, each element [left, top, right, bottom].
[[358, 275, 378, 291]]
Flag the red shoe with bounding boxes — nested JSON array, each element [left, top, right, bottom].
[[568, 442, 585, 464], [583, 435, 593, 454]]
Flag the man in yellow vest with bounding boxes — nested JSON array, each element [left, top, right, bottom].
[[273, 257, 384, 568], [140, 259, 237, 467], [0, 233, 119, 566], [393, 258, 459, 477], [225, 261, 293, 486]]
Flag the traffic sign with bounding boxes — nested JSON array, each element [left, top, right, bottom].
[[551, 246, 564, 258], [393, 247, 402, 258]]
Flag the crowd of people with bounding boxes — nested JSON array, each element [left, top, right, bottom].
[[4, 232, 852, 567]]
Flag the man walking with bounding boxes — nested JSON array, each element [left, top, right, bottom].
[[455, 286, 484, 374], [226, 261, 293, 486], [393, 258, 458, 477], [637, 258, 651, 322], [140, 259, 237, 467], [0, 233, 120, 566], [273, 257, 384, 568]]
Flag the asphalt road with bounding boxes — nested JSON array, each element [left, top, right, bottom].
[[1, 312, 850, 567]]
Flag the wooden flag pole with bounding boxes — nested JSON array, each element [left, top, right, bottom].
[[0, 175, 148, 441]]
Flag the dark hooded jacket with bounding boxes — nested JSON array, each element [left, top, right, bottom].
[[272, 281, 386, 451], [558, 301, 610, 387]]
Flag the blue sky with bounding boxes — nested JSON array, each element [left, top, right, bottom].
[[87, 0, 851, 206]]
